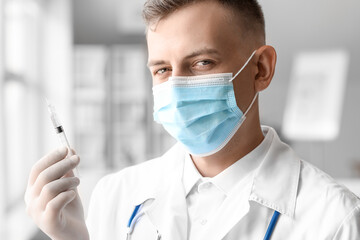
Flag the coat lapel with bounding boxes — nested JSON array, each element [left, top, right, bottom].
[[200, 174, 253, 240], [248, 130, 300, 218], [146, 175, 188, 240], [201, 127, 301, 240], [144, 144, 189, 240]]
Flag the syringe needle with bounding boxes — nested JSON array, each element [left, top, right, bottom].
[[45, 97, 50, 106], [45, 98, 80, 177]]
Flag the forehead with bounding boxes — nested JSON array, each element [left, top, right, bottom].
[[146, 1, 244, 63]]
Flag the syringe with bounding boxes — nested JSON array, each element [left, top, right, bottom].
[[45, 98, 79, 177]]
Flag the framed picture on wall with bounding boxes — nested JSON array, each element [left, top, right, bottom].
[[282, 50, 349, 141]]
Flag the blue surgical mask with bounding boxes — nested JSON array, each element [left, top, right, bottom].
[[152, 50, 258, 157]]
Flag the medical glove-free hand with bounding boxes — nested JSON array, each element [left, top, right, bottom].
[[24, 147, 89, 240]]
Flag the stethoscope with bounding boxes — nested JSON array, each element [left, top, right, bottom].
[[126, 204, 161, 240], [126, 203, 280, 240]]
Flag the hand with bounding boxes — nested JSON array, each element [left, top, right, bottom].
[[25, 147, 89, 240]]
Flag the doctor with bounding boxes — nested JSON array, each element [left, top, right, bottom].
[[25, 0, 360, 239]]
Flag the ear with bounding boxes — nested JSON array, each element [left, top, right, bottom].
[[253, 45, 277, 92]]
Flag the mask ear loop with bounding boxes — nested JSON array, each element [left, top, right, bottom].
[[229, 50, 258, 119], [230, 50, 257, 82], [243, 92, 259, 117]]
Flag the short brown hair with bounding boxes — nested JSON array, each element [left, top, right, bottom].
[[142, 0, 265, 42]]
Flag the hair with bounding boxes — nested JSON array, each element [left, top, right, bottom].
[[142, 0, 265, 42]]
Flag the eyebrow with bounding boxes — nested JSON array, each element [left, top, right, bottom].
[[147, 48, 220, 68]]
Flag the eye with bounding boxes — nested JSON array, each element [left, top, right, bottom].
[[192, 59, 215, 71], [195, 60, 212, 66], [154, 67, 171, 75]]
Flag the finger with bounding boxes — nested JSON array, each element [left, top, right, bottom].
[[64, 148, 78, 178], [33, 155, 80, 195], [28, 147, 68, 186], [39, 177, 80, 210], [63, 153, 80, 178], [67, 148, 76, 157], [45, 190, 76, 221], [63, 169, 75, 178]]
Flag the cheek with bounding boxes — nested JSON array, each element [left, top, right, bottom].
[[232, 72, 256, 112], [152, 74, 163, 86], [152, 78, 162, 86]]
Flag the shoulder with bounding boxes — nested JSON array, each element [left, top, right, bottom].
[[91, 155, 165, 198], [299, 160, 359, 206], [90, 143, 184, 202], [297, 160, 360, 229]]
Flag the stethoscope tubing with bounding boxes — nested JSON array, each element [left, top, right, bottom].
[[127, 204, 141, 228], [127, 205, 280, 240], [263, 210, 280, 240]]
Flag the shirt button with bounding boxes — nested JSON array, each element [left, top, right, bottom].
[[200, 219, 207, 225]]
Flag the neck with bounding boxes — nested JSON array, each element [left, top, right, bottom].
[[190, 108, 264, 178]]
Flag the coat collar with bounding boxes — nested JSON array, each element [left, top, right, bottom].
[[131, 125, 301, 234], [248, 126, 301, 218], [193, 126, 301, 240]]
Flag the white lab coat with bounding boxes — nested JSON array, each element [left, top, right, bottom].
[[86, 126, 360, 240]]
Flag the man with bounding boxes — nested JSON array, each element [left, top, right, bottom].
[[25, 0, 360, 239]]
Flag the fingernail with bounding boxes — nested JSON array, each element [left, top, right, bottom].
[[58, 146, 67, 155], [70, 155, 80, 164], [74, 177, 80, 185], [68, 190, 76, 197]]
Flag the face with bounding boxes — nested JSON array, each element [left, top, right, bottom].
[[146, 1, 262, 111]]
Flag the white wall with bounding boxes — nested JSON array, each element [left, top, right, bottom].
[[258, 0, 360, 177], [0, 0, 6, 235], [1, 0, 73, 239], [41, 0, 74, 153]]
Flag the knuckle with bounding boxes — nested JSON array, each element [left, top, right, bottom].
[[37, 170, 49, 184], [42, 184, 54, 196], [30, 163, 39, 175], [44, 202, 56, 217]]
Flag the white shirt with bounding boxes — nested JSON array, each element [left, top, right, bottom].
[[183, 129, 272, 239], [86, 126, 360, 240]]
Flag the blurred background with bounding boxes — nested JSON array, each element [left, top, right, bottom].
[[0, 0, 359, 239]]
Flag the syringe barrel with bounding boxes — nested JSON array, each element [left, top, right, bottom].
[[50, 113, 61, 128], [57, 131, 71, 149]]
